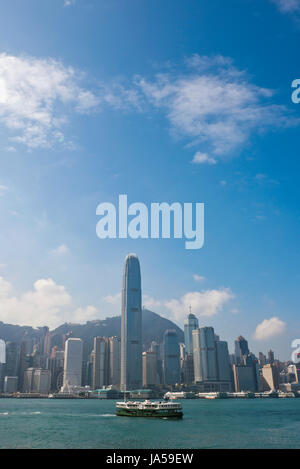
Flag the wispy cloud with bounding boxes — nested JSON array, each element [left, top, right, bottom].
[[106, 55, 297, 162], [64, 0, 76, 7], [0, 185, 8, 196], [193, 274, 206, 282], [254, 316, 286, 340], [51, 244, 70, 255], [0, 53, 99, 149], [270, 0, 300, 13], [191, 152, 216, 165]]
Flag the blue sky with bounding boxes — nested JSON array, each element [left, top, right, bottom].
[[0, 0, 299, 359]]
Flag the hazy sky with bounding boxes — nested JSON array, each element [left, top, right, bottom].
[[0, 0, 300, 359]]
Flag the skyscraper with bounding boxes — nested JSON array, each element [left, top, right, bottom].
[[62, 338, 83, 392], [234, 336, 249, 364], [163, 329, 180, 386], [184, 313, 199, 355], [109, 336, 121, 387], [121, 253, 142, 390], [92, 336, 110, 390], [193, 327, 218, 382]]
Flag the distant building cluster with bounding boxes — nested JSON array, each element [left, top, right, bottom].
[[0, 254, 299, 397]]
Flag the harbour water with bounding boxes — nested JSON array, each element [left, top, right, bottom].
[[0, 398, 299, 449]]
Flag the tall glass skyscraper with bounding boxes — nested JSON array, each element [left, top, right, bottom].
[[121, 253, 142, 390], [184, 313, 199, 355], [163, 329, 180, 386]]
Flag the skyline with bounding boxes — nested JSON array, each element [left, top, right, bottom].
[[0, 0, 300, 360]]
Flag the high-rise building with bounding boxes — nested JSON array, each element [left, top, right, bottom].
[[163, 330, 180, 386], [142, 351, 158, 387], [62, 338, 83, 392], [5, 342, 19, 377], [268, 350, 275, 365], [261, 364, 279, 391], [49, 347, 64, 391], [32, 369, 51, 394], [193, 327, 218, 382], [233, 365, 258, 392], [0, 339, 5, 364], [121, 253, 142, 390], [184, 313, 199, 355], [92, 337, 110, 389], [109, 336, 121, 386], [3, 376, 18, 393], [215, 340, 231, 382], [234, 336, 249, 364]]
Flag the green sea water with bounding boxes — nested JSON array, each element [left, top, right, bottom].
[[0, 398, 299, 449]]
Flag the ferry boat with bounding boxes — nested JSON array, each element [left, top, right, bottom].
[[115, 399, 183, 419]]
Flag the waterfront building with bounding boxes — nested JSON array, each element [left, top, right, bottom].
[[261, 364, 279, 391], [184, 313, 199, 355], [163, 329, 180, 386], [62, 338, 83, 392], [142, 351, 158, 387], [3, 376, 18, 393], [215, 340, 231, 382], [5, 342, 19, 377], [109, 336, 121, 386], [92, 336, 110, 389], [32, 368, 51, 394], [233, 365, 258, 392], [183, 354, 194, 384], [193, 327, 218, 382], [0, 339, 5, 364], [121, 253, 142, 390]]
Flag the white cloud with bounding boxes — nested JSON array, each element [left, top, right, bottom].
[[103, 292, 121, 305], [130, 55, 296, 159], [0, 53, 99, 149], [254, 316, 286, 340], [165, 288, 234, 322], [193, 274, 205, 283], [271, 0, 300, 13], [64, 0, 76, 6], [98, 55, 297, 162], [0, 276, 99, 328], [192, 152, 216, 165], [51, 244, 70, 255], [0, 185, 8, 196]]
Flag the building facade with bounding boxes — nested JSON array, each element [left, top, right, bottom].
[[121, 253, 142, 390]]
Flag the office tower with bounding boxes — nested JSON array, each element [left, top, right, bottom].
[[184, 313, 199, 355], [92, 337, 110, 389], [261, 364, 279, 391], [259, 352, 266, 366], [0, 339, 5, 364], [18, 341, 28, 391], [109, 336, 121, 386], [121, 253, 142, 390], [23, 368, 35, 393], [215, 340, 231, 382], [62, 338, 83, 392], [193, 327, 218, 382], [268, 350, 275, 365], [233, 365, 258, 392], [32, 369, 51, 394], [49, 347, 64, 391], [3, 376, 18, 393], [234, 336, 249, 364], [5, 342, 19, 377], [163, 329, 180, 386], [150, 341, 162, 385], [183, 354, 194, 384], [142, 351, 158, 387], [179, 343, 186, 381]]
